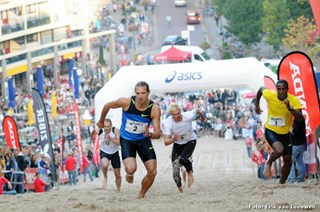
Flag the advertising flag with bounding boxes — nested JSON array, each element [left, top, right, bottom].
[[310, 0, 320, 30], [72, 100, 84, 173], [278, 51, 320, 174], [92, 131, 100, 166], [32, 88, 57, 182], [2, 116, 20, 150]]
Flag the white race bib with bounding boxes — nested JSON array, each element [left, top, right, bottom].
[[268, 116, 285, 126], [125, 119, 146, 134]]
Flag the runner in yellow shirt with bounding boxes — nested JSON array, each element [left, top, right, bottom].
[[255, 79, 304, 184]]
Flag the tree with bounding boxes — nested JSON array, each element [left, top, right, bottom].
[[287, 0, 313, 20], [262, 0, 290, 53], [283, 16, 320, 67], [215, 0, 263, 46]]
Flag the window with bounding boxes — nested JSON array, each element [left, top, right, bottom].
[[53, 27, 67, 41], [40, 30, 53, 44], [26, 4, 36, 14], [27, 33, 38, 43]]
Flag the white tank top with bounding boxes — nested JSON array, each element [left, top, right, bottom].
[[99, 131, 121, 154]]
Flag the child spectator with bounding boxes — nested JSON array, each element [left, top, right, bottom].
[[34, 172, 48, 192]]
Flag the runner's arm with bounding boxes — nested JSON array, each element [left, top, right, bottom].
[[255, 87, 266, 114], [97, 97, 130, 128]]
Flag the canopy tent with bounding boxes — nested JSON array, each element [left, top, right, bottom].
[[154, 46, 192, 61]]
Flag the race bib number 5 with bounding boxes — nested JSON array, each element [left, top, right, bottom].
[[268, 116, 285, 126], [125, 120, 146, 134]]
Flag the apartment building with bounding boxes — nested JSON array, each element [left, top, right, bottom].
[[0, 0, 115, 102]]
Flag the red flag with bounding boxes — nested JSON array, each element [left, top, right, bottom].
[[92, 132, 100, 166], [2, 116, 20, 150], [310, 0, 320, 30], [278, 51, 320, 135], [278, 51, 320, 174], [263, 76, 276, 91], [73, 100, 84, 173]]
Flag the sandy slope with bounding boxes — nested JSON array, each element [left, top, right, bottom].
[[1, 137, 319, 212]]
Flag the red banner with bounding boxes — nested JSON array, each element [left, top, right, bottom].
[[310, 0, 320, 30], [263, 76, 276, 91], [73, 100, 83, 173], [2, 116, 20, 150], [92, 132, 100, 166], [278, 51, 320, 175]]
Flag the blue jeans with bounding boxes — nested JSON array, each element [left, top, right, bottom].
[[83, 167, 93, 181], [68, 170, 77, 185], [287, 145, 305, 183]]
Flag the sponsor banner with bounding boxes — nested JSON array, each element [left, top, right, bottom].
[[278, 51, 320, 175], [32, 88, 57, 182], [73, 100, 84, 173], [2, 116, 20, 150], [263, 76, 276, 91], [92, 132, 100, 166], [278, 51, 320, 135], [310, 0, 320, 30]]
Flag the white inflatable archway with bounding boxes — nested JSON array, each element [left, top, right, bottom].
[[95, 57, 277, 128]]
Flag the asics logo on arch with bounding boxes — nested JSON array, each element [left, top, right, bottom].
[[165, 70, 202, 83]]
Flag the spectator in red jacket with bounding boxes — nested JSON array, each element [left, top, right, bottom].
[[65, 152, 77, 186], [0, 171, 16, 195], [82, 153, 93, 182], [34, 172, 48, 192]]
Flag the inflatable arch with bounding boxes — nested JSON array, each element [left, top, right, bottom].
[[94, 57, 277, 128]]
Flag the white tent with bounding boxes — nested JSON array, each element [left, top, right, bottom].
[[94, 57, 277, 128]]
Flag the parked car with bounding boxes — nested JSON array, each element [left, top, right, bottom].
[[187, 10, 200, 24], [174, 0, 187, 7], [162, 35, 187, 46], [186, 10, 201, 24]]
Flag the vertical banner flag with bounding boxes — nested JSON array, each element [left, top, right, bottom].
[[51, 92, 58, 119], [72, 100, 83, 173], [36, 66, 44, 97], [263, 76, 276, 91], [69, 58, 74, 89], [310, 0, 320, 30], [8, 77, 15, 108], [92, 132, 100, 166], [2, 116, 20, 150], [278, 51, 320, 175], [32, 88, 57, 183], [73, 67, 79, 99]]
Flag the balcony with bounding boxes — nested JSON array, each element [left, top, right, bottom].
[[27, 16, 51, 29], [1, 21, 25, 35]]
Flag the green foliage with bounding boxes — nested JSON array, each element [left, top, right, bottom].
[[98, 45, 106, 66], [262, 0, 289, 52], [221, 42, 233, 59], [221, 0, 263, 46], [283, 16, 320, 67], [287, 0, 313, 20], [199, 41, 211, 51]]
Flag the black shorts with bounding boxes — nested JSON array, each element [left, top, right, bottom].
[[120, 137, 156, 162], [265, 128, 292, 155], [100, 150, 121, 169]]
